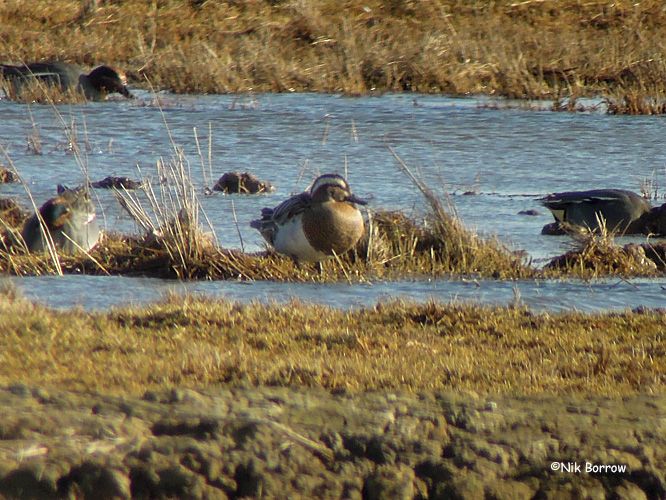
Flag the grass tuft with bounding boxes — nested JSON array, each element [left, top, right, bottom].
[[115, 145, 220, 279], [0, 75, 87, 104], [604, 85, 666, 115], [543, 229, 659, 278]]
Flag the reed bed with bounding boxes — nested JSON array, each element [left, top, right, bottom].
[[2, 0, 666, 108], [0, 103, 663, 280], [8, 205, 666, 281], [6, 131, 533, 281], [603, 85, 666, 115], [0, 209, 532, 281], [3, 173, 666, 280], [0, 111, 526, 281], [0, 287, 664, 395], [114, 146, 218, 277]]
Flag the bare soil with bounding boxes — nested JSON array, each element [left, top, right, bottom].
[[0, 385, 663, 499]]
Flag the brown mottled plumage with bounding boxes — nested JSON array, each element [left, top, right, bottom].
[[251, 174, 367, 262]]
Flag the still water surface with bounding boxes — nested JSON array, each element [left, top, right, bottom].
[[1, 91, 665, 310]]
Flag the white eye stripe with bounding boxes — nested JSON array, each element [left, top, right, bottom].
[[310, 175, 350, 194], [314, 182, 348, 193]]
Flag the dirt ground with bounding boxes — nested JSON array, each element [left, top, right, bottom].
[[0, 385, 663, 499]]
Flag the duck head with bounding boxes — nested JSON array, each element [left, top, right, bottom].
[[87, 65, 133, 98], [310, 173, 367, 205], [639, 203, 666, 236]]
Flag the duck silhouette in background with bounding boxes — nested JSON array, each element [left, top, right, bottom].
[[0, 62, 132, 101], [540, 189, 666, 236]]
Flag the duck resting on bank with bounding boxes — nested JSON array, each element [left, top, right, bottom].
[[540, 188, 666, 236], [22, 185, 100, 254], [251, 173, 367, 262]]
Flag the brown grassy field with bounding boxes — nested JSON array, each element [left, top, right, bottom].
[[0, 286, 663, 396], [1, 0, 666, 104]]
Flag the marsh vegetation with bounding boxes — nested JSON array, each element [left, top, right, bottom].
[[2, 0, 666, 113], [1, 286, 663, 396], [0, 5, 664, 497], [2, 129, 666, 282], [3, 153, 666, 282]]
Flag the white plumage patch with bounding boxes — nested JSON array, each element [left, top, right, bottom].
[[272, 215, 328, 262], [550, 209, 566, 222]]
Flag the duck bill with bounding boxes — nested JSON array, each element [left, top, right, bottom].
[[112, 69, 134, 98], [119, 85, 134, 98], [346, 194, 368, 206], [102, 77, 134, 98]]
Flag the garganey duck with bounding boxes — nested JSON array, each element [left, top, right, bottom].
[[251, 173, 367, 262]]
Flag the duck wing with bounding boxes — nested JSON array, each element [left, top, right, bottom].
[[250, 192, 312, 245]]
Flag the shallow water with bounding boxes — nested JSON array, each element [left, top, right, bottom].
[[5, 275, 665, 313], [2, 91, 666, 310]]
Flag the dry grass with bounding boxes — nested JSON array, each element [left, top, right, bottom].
[[0, 198, 27, 230], [0, 288, 663, 396], [0, 149, 533, 282], [0, 124, 535, 280], [0, 208, 532, 281], [542, 230, 661, 278], [603, 84, 666, 115], [0, 75, 87, 104], [2, 0, 666, 103], [115, 148, 218, 277], [0, 127, 662, 281]]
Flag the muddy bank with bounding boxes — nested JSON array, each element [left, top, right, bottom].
[[0, 385, 663, 499]]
